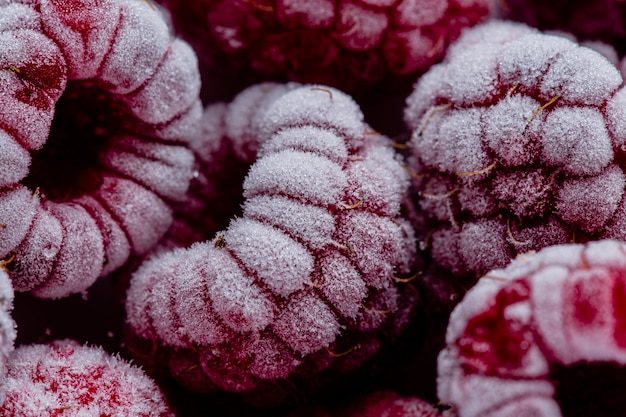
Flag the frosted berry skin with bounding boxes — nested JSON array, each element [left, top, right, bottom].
[[0, 271, 15, 379], [125, 85, 418, 394], [156, 0, 492, 91], [497, 0, 626, 55], [437, 240, 626, 417], [0, 0, 201, 298], [404, 20, 626, 277], [0, 340, 173, 416]]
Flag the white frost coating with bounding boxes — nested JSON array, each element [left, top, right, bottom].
[[605, 87, 626, 151], [445, 19, 535, 60], [394, 0, 448, 28], [556, 164, 625, 232], [0, 130, 30, 188], [243, 149, 347, 206], [259, 126, 349, 165], [126, 39, 200, 124], [259, 86, 365, 148], [0, 3, 40, 32], [418, 107, 490, 173], [445, 45, 500, 105], [0, 270, 15, 380], [541, 46, 622, 106], [205, 247, 275, 333], [404, 64, 449, 130], [482, 95, 539, 166], [542, 106, 613, 175], [98, 0, 170, 94], [243, 195, 335, 250], [497, 34, 576, 89], [224, 82, 297, 162], [271, 291, 340, 355], [226, 218, 314, 297], [38, 0, 120, 79]]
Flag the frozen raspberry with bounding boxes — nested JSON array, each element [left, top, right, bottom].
[[0, 0, 202, 298], [0, 270, 15, 379], [156, 0, 492, 92], [497, 0, 626, 55], [438, 239, 626, 417], [404, 20, 626, 278], [125, 85, 418, 396], [0, 339, 173, 416], [290, 390, 441, 417]]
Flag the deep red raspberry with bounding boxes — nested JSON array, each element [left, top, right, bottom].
[[157, 0, 493, 92], [405, 21, 626, 278], [0, 339, 173, 416], [438, 240, 626, 417], [125, 85, 418, 395], [0, 0, 202, 298]]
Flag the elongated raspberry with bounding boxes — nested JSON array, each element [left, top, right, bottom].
[[0, 0, 201, 298], [0, 339, 173, 416], [405, 20, 626, 278], [156, 0, 492, 92], [497, 0, 626, 55], [125, 85, 418, 395], [438, 240, 626, 417]]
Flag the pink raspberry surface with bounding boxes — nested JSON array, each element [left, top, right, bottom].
[[0, 0, 202, 298], [125, 85, 418, 395], [404, 20, 626, 277], [157, 0, 492, 92], [438, 239, 626, 417], [0, 339, 173, 416], [497, 0, 626, 55]]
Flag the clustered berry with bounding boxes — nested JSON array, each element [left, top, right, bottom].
[[4, 0, 626, 416], [125, 85, 418, 394], [405, 20, 626, 278]]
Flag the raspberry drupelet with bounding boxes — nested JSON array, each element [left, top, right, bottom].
[[156, 0, 493, 92], [125, 85, 419, 397], [405, 20, 626, 279], [0, 0, 202, 298], [438, 239, 626, 417]]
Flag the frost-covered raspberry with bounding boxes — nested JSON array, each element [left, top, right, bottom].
[[157, 0, 492, 92], [497, 0, 626, 55], [405, 20, 626, 277], [0, 270, 15, 379], [0, 339, 173, 416], [125, 85, 418, 395], [0, 0, 201, 298], [438, 240, 626, 417]]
